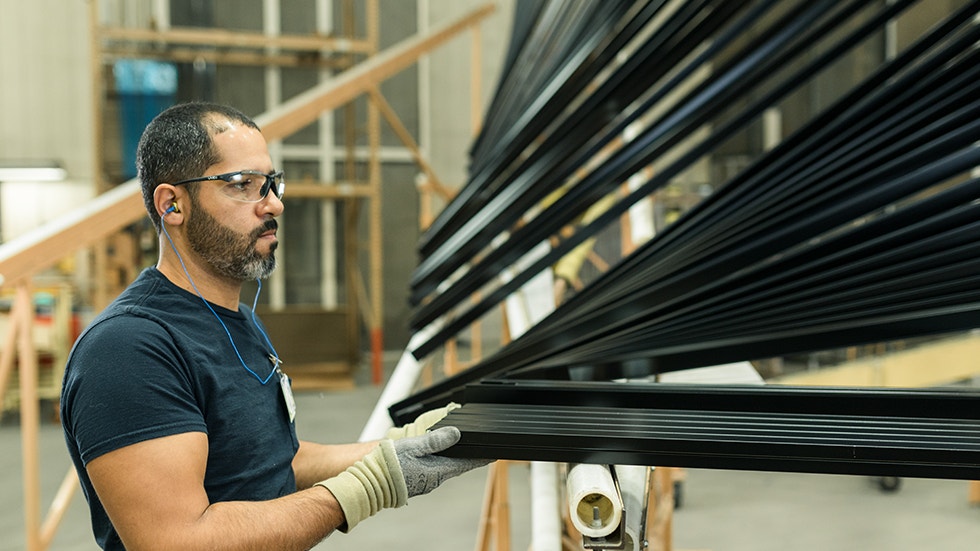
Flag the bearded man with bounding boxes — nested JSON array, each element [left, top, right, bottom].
[[61, 102, 488, 551]]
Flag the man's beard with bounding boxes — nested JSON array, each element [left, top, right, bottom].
[[186, 204, 278, 281]]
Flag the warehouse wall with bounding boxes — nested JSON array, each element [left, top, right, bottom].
[[0, 0, 96, 241]]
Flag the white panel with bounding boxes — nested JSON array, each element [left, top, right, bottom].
[[0, 0, 93, 190], [0, 180, 96, 242]]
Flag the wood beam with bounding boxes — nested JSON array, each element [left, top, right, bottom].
[[0, 291, 19, 410], [470, 25, 483, 136], [16, 284, 42, 551], [368, 86, 454, 201], [286, 182, 374, 199], [257, 3, 496, 140], [769, 333, 980, 388], [0, 182, 144, 288], [98, 25, 373, 54], [40, 469, 80, 549], [100, 47, 353, 69]]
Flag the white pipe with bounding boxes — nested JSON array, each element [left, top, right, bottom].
[[418, 0, 432, 171], [616, 465, 650, 551], [530, 462, 563, 551], [262, 0, 286, 309], [358, 322, 442, 441], [501, 250, 562, 550], [317, 0, 338, 309], [762, 107, 782, 151], [566, 464, 624, 538]]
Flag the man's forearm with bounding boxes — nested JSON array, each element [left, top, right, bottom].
[[292, 440, 378, 489], [154, 485, 343, 551]]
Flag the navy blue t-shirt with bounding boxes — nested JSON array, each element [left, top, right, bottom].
[[61, 268, 299, 550]]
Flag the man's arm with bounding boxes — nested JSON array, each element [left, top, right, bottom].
[[87, 432, 347, 551], [292, 440, 377, 490], [289, 403, 463, 490]]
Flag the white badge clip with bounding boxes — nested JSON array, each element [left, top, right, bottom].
[[277, 366, 296, 422]]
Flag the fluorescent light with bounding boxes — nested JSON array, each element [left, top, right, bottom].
[[0, 161, 67, 182]]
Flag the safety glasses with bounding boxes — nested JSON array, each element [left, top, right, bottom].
[[173, 170, 285, 203]]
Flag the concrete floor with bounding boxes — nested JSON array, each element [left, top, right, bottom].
[[3, 382, 980, 550]]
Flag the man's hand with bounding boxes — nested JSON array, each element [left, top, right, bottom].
[[317, 426, 491, 531], [385, 403, 461, 440], [394, 426, 492, 497]]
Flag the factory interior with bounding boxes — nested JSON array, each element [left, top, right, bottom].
[[2, 0, 980, 550]]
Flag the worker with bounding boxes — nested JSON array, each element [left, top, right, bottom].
[[60, 101, 489, 550]]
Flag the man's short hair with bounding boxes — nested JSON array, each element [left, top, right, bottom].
[[136, 102, 259, 232]]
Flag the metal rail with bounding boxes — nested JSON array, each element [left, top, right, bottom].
[[434, 381, 980, 480]]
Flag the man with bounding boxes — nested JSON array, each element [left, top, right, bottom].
[[61, 101, 488, 550]]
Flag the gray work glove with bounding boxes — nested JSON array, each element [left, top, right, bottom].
[[317, 426, 491, 532], [394, 425, 492, 497]]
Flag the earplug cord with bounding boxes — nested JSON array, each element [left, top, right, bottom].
[[161, 213, 279, 385]]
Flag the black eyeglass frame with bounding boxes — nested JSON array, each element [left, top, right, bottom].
[[172, 170, 285, 203]]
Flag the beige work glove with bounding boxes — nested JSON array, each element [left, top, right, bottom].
[[317, 426, 490, 532], [385, 402, 461, 440]]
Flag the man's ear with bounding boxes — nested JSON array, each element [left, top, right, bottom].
[[155, 185, 183, 224]]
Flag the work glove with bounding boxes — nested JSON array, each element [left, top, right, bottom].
[[317, 426, 491, 532], [394, 424, 491, 497], [385, 402, 461, 440]]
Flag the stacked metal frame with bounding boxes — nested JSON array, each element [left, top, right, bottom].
[[432, 380, 980, 479], [395, 0, 980, 477]]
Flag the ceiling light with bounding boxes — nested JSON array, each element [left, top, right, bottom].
[[0, 161, 67, 182]]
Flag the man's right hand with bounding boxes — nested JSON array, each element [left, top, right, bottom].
[[393, 426, 492, 498], [317, 426, 492, 531]]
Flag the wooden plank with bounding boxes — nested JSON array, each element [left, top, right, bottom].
[[16, 285, 42, 551], [770, 333, 980, 388], [368, 86, 453, 200], [0, 181, 144, 288], [101, 47, 352, 69], [969, 481, 980, 505], [99, 25, 372, 53], [0, 305, 19, 411], [470, 26, 483, 136], [474, 461, 512, 551], [40, 469, 80, 549], [286, 182, 374, 199], [257, 3, 496, 140], [493, 462, 511, 551]]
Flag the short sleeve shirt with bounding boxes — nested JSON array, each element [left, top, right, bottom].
[[61, 268, 299, 550]]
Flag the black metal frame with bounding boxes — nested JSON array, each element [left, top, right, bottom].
[[408, 0, 980, 359], [392, 0, 980, 482], [433, 381, 980, 479]]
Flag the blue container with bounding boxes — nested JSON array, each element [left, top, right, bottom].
[[114, 60, 177, 179]]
